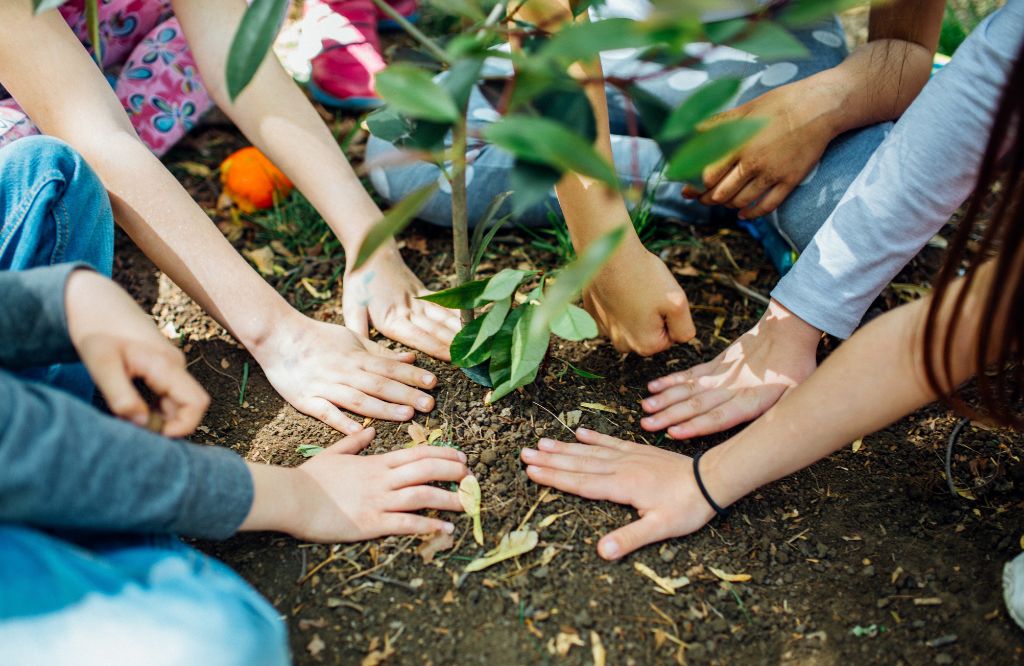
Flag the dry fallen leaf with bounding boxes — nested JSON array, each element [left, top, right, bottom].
[[538, 545, 559, 567], [634, 562, 690, 595], [427, 428, 445, 444], [851, 438, 863, 453], [243, 246, 277, 276], [408, 423, 429, 445], [464, 530, 539, 573], [708, 566, 752, 583], [459, 475, 484, 545], [417, 531, 455, 564], [580, 402, 616, 414], [361, 636, 395, 666], [537, 511, 572, 530], [300, 277, 330, 300], [554, 629, 585, 656], [307, 634, 326, 658], [173, 160, 212, 178], [591, 631, 606, 666], [564, 409, 582, 428]]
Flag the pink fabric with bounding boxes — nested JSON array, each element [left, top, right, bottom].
[[307, 0, 386, 101], [0, 0, 213, 157]]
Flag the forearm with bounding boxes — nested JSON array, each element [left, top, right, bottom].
[[173, 0, 385, 251], [238, 464, 305, 534], [511, 0, 634, 250], [705, 270, 985, 506]]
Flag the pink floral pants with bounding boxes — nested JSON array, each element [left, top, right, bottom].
[[0, 0, 214, 157]]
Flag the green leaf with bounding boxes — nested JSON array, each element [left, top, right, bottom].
[[465, 296, 512, 359], [440, 58, 484, 109], [529, 226, 627, 341], [33, 0, 69, 14], [730, 22, 810, 61], [460, 362, 493, 387], [627, 84, 673, 139], [297, 444, 324, 458], [511, 304, 550, 386], [779, 0, 863, 27], [365, 106, 412, 143], [450, 316, 491, 368], [484, 116, 618, 188], [377, 64, 459, 123], [703, 18, 748, 44], [352, 183, 437, 270], [565, 360, 604, 380], [487, 306, 526, 392], [532, 84, 597, 143], [665, 117, 767, 182], [470, 192, 513, 274], [549, 304, 598, 341], [481, 268, 535, 302], [510, 161, 561, 215], [659, 78, 741, 141], [419, 277, 490, 309], [226, 0, 289, 100], [429, 0, 485, 21], [540, 18, 651, 63]]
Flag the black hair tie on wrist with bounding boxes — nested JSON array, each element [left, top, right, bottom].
[[693, 450, 729, 520]]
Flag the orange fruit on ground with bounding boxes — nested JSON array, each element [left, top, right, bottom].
[[220, 147, 293, 212]]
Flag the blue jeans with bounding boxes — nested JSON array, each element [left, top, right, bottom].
[[0, 137, 290, 666], [0, 135, 113, 401], [365, 18, 891, 260]]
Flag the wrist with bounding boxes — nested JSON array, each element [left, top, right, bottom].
[[760, 299, 822, 351], [239, 464, 306, 534]]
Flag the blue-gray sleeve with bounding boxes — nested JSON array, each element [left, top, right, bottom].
[[771, 0, 1024, 339], [0, 263, 86, 369], [0, 369, 254, 540]]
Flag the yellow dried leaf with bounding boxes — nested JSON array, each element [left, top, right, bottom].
[[955, 486, 977, 500], [580, 402, 616, 414], [173, 161, 212, 178], [427, 428, 445, 444], [539, 545, 559, 567], [417, 531, 455, 564], [708, 566, 751, 583], [851, 438, 863, 453], [243, 246, 276, 276], [555, 629, 585, 656], [537, 511, 572, 530], [307, 634, 326, 658], [634, 562, 689, 595], [361, 635, 395, 666], [464, 530, 539, 573], [458, 475, 483, 545], [591, 631, 606, 666], [408, 423, 429, 445], [300, 277, 330, 300]]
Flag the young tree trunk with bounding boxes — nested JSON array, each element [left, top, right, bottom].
[[451, 115, 474, 324]]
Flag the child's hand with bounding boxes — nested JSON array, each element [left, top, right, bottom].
[[583, 241, 695, 356], [521, 428, 716, 560], [641, 299, 819, 439], [245, 428, 469, 542], [65, 269, 210, 437], [254, 311, 439, 434], [343, 248, 462, 361]]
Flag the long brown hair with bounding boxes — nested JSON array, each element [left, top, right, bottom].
[[923, 38, 1024, 428]]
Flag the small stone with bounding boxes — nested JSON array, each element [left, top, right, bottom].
[[660, 548, 678, 563], [935, 654, 953, 665], [574, 610, 594, 628], [877, 598, 891, 609], [927, 635, 958, 649], [480, 449, 499, 465], [861, 565, 876, 577], [532, 566, 549, 579]]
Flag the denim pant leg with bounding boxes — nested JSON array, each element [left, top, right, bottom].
[[0, 525, 290, 666], [0, 136, 115, 401]]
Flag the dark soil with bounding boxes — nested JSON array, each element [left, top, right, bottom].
[[114, 184, 1024, 664]]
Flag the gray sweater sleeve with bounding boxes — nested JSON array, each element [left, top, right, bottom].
[[0, 263, 86, 368], [0, 369, 254, 539], [771, 0, 1024, 339]]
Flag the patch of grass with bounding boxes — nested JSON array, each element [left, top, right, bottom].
[[938, 0, 1001, 56], [246, 190, 341, 258]]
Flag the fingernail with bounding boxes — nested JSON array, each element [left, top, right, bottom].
[[648, 380, 662, 391], [600, 540, 620, 559], [365, 427, 376, 437], [457, 451, 467, 462], [418, 397, 433, 411], [132, 413, 149, 427], [421, 374, 435, 386], [521, 448, 537, 460], [576, 427, 590, 436], [443, 522, 455, 534], [396, 406, 414, 419], [538, 439, 555, 451], [642, 398, 656, 410], [526, 465, 540, 475]]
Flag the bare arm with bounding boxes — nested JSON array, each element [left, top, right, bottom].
[[171, 0, 461, 359]]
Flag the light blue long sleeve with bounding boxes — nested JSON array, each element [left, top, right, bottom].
[[771, 0, 1024, 338]]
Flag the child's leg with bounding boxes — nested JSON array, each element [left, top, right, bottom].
[[114, 17, 215, 157], [0, 525, 289, 666], [0, 136, 114, 400]]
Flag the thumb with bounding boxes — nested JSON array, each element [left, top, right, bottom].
[[87, 344, 150, 427], [329, 427, 375, 455], [597, 513, 667, 561], [343, 297, 370, 340]]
